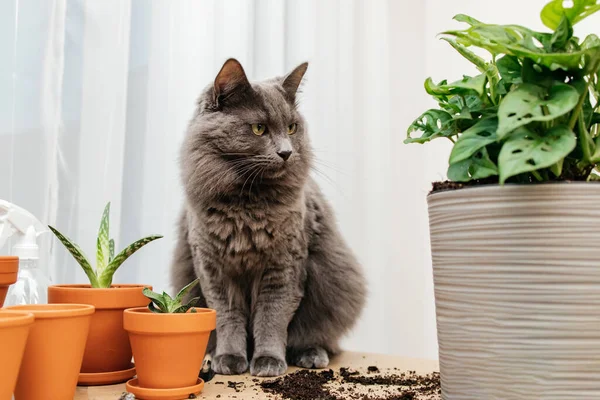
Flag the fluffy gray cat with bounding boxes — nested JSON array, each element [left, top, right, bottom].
[[171, 58, 366, 377]]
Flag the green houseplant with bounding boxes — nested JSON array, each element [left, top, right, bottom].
[[407, 2, 600, 398], [47, 202, 161, 385], [407, 1, 600, 185], [124, 279, 216, 399]]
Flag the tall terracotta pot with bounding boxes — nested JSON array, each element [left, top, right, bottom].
[[6, 304, 94, 400], [0, 256, 18, 308], [48, 284, 150, 384], [0, 310, 34, 400], [428, 183, 600, 399], [124, 307, 216, 390]]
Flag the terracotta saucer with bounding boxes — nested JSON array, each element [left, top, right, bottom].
[[78, 364, 136, 386], [125, 378, 204, 400]]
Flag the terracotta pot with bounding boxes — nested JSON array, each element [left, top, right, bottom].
[[6, 304, 94, 400], [0, 311, 34, 400], [428, 183, 600, 399], [48, 284, 150, 377], [124, 307, 216, 389], [0, 257, 18, 308]]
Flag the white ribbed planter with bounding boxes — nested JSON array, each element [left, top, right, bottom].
[[428, 183, 600, 400]]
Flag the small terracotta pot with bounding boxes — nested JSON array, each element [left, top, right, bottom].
[[0, 311, 34, 400], [48, 284, 151, 377], [0, 257, 18, 308], [7, 304, 94, 400], [124, 307, 216, 390]]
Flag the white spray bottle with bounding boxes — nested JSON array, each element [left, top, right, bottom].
[[0, 200, 50, 305]]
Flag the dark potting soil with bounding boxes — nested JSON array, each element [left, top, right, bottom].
[[259, 367, 441, 400], [430, 178, 502, 194], [430, 177, 595, 195]]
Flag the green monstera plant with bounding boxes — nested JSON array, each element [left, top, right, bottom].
[[49, 202, 163, 288], [143, 279, 200, 313], [406, 0, 600, 184]]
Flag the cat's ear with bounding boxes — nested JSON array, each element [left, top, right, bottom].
[[282, 62, 308, 102], [213, 58, 251, 107]]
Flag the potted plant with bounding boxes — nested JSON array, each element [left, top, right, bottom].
[[406, 1, 600, 398], [7, 303, 94, 399], [124, 279, 216, 400], [47, 202, 162, 385], [0, 310, 33, 399], [0, 256, 18, 307]]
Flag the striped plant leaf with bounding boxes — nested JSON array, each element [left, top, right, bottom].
[[109, 239, 115, 262], [148, 301, 162, 313], [172, 296, 201, 313], [48, 225, 99, 288], [98, 235, 163, 287], [143, 287, 169, 312], [175, 278, 199, 303], [96, 202, 111, 274], [173, 304, 195, 313]]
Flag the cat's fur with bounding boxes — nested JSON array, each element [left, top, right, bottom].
[[171, 59, 366, 377]]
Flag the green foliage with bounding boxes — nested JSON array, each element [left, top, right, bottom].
[[49, 202, 163, 288], [143, 279, 200, 313], [406, 2, 600, 184]]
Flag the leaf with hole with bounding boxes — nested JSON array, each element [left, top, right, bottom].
[[497, 83, 579, 138], [497, 56, 523, 85], [405, 110, 456, 144], [498, 126, 576, 183], [425, 74, 488, 97], [541, 0, 600, 30], [443, 16, 599, 71], [449, 118, 499, 164], [550, 14, 574, 50], [447, 147, 498, 182]]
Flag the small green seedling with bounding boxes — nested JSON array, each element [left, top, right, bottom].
[[49, 202, 163, 288], [143, 279, 200, 313]]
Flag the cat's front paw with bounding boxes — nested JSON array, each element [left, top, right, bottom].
[[212, 354, 249, 375], [250, 355, 287, 377], [291, 347, 330, 369]]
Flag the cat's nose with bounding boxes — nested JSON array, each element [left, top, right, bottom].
[[277, 150, 292, 161]]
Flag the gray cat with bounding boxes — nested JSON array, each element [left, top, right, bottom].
[[171, 58, 366, 377]]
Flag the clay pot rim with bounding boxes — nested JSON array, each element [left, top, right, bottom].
[[124, 307, 216, 334], [6, 303, 95, 319], [0, 256, 18, 274], [49, 284, 151, 291], [48, 284, 152, 310], [0, 310, 35, 328], [427, 181, 600, 198]]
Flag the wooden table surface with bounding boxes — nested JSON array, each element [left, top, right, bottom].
[[74, 352, 440, 399]]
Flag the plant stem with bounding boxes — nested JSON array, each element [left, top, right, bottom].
[[531, 170, 544, 181], [578, 113, 595, 167], [569, 78, 591, 130]]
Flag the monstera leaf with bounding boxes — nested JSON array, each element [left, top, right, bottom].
[[498, 126, 576, 183]]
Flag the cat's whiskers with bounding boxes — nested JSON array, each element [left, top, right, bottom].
[[239, 163, 264, 196], [248, 165, 268, 197]]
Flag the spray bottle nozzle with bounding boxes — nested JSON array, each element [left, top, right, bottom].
[[0, 200, 47, 257], [14, 226, 40, 259]]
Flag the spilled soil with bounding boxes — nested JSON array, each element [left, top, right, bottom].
[[258, 367, 441, 400]]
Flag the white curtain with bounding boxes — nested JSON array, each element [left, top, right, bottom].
[[3, 0, 592, 360]]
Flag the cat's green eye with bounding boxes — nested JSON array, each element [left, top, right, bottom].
[[288, 123, 297, 135], [251, 124, 266, 136]]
